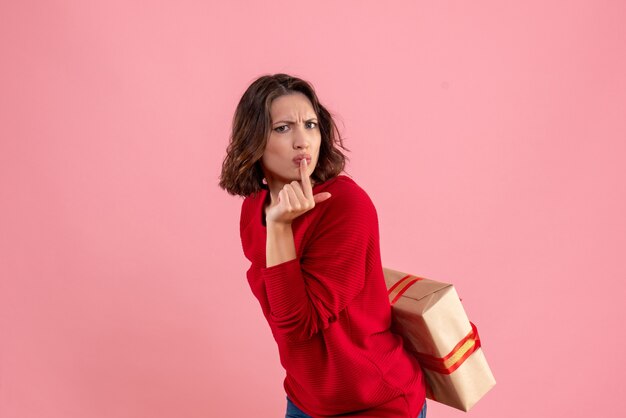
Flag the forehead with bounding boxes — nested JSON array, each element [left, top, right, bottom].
[[269, 92, 316, 118]]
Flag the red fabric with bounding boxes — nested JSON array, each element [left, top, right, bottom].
[[240, 175, 426, 417]]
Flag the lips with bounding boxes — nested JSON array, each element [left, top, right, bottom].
[[293, 154, 312, 165]]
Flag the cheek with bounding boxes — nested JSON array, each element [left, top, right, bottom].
[[261, 140, 287, 166], [261, 151, 277, 168], [314, 136, 323, 155], [262, 139, 278, 159]]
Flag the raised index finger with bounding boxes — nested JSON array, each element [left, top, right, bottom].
[[300, 158, 313, 199]]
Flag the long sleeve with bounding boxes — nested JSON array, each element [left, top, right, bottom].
[[261, 181, 378, 341]]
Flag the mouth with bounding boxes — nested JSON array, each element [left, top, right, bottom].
[[293, 155, 312, 165]]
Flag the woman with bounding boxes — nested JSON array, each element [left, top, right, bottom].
[[219, 74, 427, 418]]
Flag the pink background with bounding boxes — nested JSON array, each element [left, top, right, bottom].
[[1, 1, 625, 417]]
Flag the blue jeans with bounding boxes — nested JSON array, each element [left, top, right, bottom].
[[286, 397, 427, 418]]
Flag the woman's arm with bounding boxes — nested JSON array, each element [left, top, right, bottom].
[[266, 222, 296, 267], [265, 158, 330, 268], [262, 175, 379, 342]]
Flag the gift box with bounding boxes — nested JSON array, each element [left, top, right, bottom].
[[383, 267, 496, 412]]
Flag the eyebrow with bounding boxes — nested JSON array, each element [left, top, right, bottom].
[[272, 117, 318, 125]]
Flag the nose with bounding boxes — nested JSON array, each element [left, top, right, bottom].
[[292, 125, 310, 150]]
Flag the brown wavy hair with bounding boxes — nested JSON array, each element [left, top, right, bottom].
[[219, 73, 348, 197]]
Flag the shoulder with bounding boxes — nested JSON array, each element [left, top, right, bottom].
[[315, 175, 377, 219], [319, 175, 374, 204]]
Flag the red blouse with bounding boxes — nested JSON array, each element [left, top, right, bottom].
[[240, 175, 426, 417]]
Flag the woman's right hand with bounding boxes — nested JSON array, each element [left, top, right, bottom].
[[265, 158, 331, 226]]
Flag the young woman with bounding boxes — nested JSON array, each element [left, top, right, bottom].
[[219, 74, 427, 418]]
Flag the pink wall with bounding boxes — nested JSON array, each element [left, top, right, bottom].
[[1, 1, 625, 417]]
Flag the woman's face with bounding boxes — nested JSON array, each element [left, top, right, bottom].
[[261, 92, 322, 187]]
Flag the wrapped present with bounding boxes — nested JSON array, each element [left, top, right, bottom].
[[383, 267, 496, 412]]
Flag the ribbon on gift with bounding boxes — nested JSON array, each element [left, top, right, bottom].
[[388, 275, 482, 375], [388, 274, 425, 304], [413, 322, 481, 375]]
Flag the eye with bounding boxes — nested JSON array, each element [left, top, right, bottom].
[[306, 121, 318, 129], [274, 125, 289, 133]]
